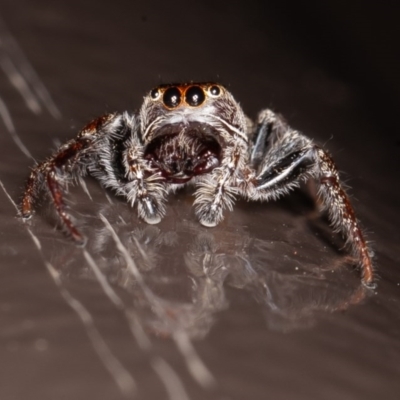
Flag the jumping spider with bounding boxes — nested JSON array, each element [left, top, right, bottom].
[[20, 82, 375, 287]]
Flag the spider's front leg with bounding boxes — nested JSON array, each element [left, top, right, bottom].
[[20, 113, 124, 244], [245, 110, 375, 288], [194, 137, 247, 227], [123, 135, 167, 225]]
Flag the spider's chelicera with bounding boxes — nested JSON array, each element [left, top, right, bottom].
[[20, 82, 375, 287]]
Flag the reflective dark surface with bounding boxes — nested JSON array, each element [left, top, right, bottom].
[[0, 1, 399, 399]]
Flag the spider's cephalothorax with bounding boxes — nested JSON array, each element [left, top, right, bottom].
[[139, 83, 245, 185], [20, 82, 375, 288]]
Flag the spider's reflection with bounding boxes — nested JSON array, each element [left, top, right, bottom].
[[49, 202, 367, 340]]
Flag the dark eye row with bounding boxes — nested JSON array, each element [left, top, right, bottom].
[[150, 85, 221, 108]]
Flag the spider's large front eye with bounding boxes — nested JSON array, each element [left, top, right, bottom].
[[185, 86, 205, 107], [150, 88, 161, 100], [163, 87, 181, 108]]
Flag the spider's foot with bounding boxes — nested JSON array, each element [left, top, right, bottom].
[[144, 214, 161, 225], [139, 196, 163, 225], [359, 251, 376, 290], [362, 279, 377, 291], [199, 218, 217, 228], [21, 212, 33, 220], [196, 204, 222, 228], [74, 235, 87, 247], [69, 226, 87, 247], [20, 198, 34, 220]]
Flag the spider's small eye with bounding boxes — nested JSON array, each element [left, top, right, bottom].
[[150, 88, 160, 100], [163, 87, 181, 108], [185, 86, 205, 107], [208, 85, 221, 97]]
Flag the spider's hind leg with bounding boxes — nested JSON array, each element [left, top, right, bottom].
[[316, 148, 375, 288], [247, 116, 375, 288], [20, 113, 124, 245], [21, 139, 90, 244]]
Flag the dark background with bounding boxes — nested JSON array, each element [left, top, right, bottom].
[[0, 1, 399, 400]]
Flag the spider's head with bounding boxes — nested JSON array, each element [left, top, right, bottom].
[[139, 82, 248, 143], [138, 82, 248, 183]]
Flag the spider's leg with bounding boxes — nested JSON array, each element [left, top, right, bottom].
[[194, 137, 248, 227], [21, 167, 45, 220], [318, 151, 374, 287], [124, 134, 167, 224], [20, 113, 124, 244], [250, 109, 289, 169], [21, 137, 92, 244], [247, 126, 374, 288]]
